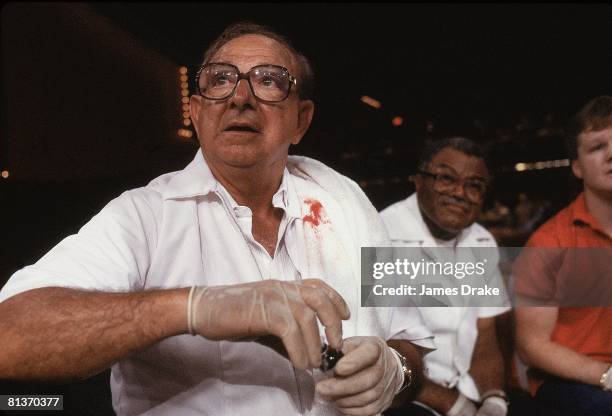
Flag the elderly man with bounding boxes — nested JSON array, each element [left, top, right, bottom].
[[515, 96, 612, 416], [0, 22, 432, 416], [380, 137, 512, 416]]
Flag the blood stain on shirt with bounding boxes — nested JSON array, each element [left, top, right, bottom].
[[303, 199, 325, 226]]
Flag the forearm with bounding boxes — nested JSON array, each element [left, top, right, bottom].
[[470, 318, 505, 394], [518, 337, 608, 386], [416, 378, 460, 414], [0, 287, 189, 382]]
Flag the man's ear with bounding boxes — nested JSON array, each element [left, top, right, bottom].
[[189, 95, 203, 137], [291, 100, 315, 145], [571, 159, 583, 179]]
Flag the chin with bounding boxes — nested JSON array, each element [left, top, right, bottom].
[[439, 219, 470, 234]]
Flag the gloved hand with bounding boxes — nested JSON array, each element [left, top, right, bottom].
[[188, 279, 350, 370], [315, 336, 404, 415], [447, 393, 477, 416], [476, 397, 508, 416]]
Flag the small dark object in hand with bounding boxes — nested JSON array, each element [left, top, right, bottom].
[[320, 343, 343, 371]]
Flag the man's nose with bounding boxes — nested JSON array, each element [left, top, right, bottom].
[[229, 79, 255, 107], [450, 180, 468, 199]]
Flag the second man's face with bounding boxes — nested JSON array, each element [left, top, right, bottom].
[[416, 147, 489, 236]]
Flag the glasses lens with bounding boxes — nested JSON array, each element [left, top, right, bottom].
[[199, 64, 238, 99], [435, 173, 457, 188], [465, 181, 487, 201], [250, 66, 291, 102]]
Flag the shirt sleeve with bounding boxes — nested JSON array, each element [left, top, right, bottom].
[[0, 190, 158, 302], [388, 306, 436, 350]]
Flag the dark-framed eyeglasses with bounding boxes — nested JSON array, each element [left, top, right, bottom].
[[195, 62, 297, 103], [418, 170, 489, 202]]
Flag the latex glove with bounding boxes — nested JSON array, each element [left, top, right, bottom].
[[188, 279, 350, 370], [447, 393, 477, 416], [315, 336, 404, 415], [476, 397, 508, 416]]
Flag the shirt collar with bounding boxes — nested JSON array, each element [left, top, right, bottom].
[[571, 192, 608, 236], [163, 150, 302, 220], [216, 167, 300, 219], [162, 149, 217, 200]]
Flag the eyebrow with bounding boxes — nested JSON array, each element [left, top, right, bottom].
[[431, 163, 488, 182]]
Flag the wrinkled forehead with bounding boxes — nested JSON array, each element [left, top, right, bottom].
[[429, 147, 489, 178], [211, 34, 298, 76]]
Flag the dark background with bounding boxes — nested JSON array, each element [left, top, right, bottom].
[[1, 3, 611, 414]]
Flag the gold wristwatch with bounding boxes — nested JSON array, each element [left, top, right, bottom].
[[390, 347, 414, 394]]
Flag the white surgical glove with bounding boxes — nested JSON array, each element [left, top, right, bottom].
[[187, 279, 350, 370], [447, 393, 478, 416], [315, 336, 405, 415], [476, 396, 508, 416]]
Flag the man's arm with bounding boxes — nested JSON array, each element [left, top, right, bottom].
[[0, 287, 188, 382], [0, 278, 349, 381], [414, 378, 461, 414], [515, 306, 609, 385], [470, 315, 505, 394]]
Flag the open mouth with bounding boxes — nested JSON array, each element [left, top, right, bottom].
[[224, 124, 260, 133]]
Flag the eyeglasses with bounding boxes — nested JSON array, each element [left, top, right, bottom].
[[195, 62, 297, 103], [418, 170, 488, 202]]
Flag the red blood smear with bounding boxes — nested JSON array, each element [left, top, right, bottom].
[[303, 199, 323, 226]]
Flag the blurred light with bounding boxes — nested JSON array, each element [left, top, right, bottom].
[[515, 159, 570, 172], [181, 90, 189, 97], [181, 82, 189, 89], [426, 121, 435, 132], [360, 95, 381, 109], [182, 104, 190, 111], [392, 116, 403, 126], [1, 170, 9, 179], [181, 97, 190, 104], [179, 67, 188, 75], [182, 111, 190, 119], [183, 119, 192, 126], [177, 128, 193, 138], [180, 75, 188, 82]]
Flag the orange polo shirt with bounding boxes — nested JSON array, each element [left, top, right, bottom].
[[522, 193, 612, 390]]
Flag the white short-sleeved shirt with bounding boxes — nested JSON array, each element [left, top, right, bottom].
[[1, 152, 432, 416], [380, 193, 510, 401]]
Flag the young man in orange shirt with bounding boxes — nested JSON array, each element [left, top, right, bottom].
[[515, 95, 612, 416]]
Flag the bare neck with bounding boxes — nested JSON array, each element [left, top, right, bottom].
[[583, 187, 612, 237]]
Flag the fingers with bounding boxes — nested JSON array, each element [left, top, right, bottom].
[[285, 289, 322, 368], [276, 316, 311, 370], [316, 361, 382, 399], [334, 337, 381, 377], [270, 284, 319, 370], [298, 280, 349, 351], [302, 279, 351, 319], [315, 337, 395, 416]]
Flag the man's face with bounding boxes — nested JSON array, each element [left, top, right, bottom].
[[190, 34, 314, 172], [572, 125, 612, 195], [416, 147, 489, 237]]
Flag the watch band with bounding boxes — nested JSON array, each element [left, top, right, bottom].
[[389, 347, 414, 394]]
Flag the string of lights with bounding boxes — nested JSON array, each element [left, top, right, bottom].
[[177, 66, 193, 139]]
